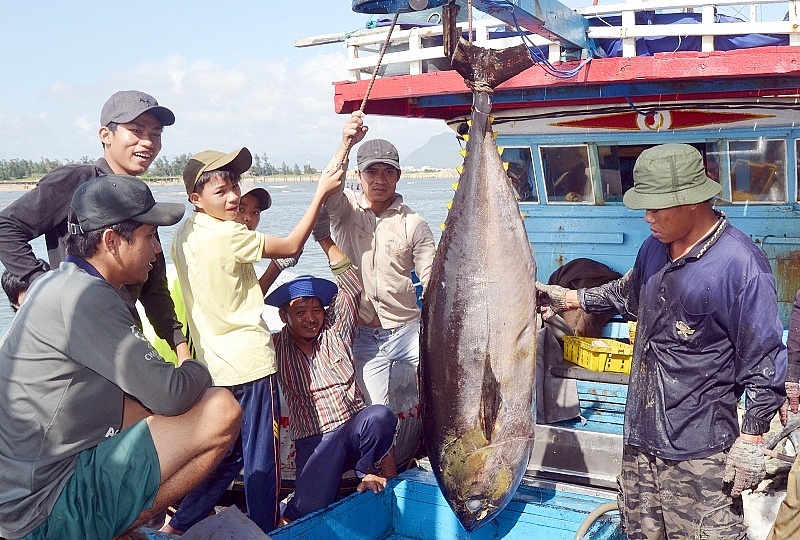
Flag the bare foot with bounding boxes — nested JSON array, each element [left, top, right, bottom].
[[356, 474, 387, 493], [158, 523, 183, 535]]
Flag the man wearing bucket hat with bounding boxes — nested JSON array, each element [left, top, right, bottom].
[[0, 175, 242, 539], [0, 90, 190, 364], [320, 111, 435, 470], [537, 144, 786, 539], [266, 234, 397, 523], [163, 148, 344, 535]]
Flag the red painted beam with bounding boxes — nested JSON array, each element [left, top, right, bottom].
[[333, 46, 800, 119]]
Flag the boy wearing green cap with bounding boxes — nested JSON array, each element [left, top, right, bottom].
[[164, 148, 343, 535], [537, 144, 786, 539]]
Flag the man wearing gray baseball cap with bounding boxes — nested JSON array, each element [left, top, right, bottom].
[[0, 174, 242, 539], [536, 143, 786, 539], [318, 112, 435, 471], [0, 90, 190, 363]]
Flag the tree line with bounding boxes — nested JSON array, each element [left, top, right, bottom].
[[0, 153, 318, 181]]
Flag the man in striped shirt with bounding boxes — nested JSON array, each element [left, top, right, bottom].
[[266, 215, 398, 522]]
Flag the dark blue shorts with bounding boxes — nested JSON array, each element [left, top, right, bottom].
[[284, 404, 397, 520]]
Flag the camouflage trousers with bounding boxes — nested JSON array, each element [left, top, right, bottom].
[[617, 445, 746, 540], [767, 452, 800, 539]]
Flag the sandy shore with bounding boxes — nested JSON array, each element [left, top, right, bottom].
[[0, 169, 458, 193], [0, 182, 38, 192]]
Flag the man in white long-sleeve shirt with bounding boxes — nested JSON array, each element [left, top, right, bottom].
[[323, 112, 436, 468]]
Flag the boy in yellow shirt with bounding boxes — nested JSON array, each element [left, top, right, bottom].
[[164, 148, 342, 534]]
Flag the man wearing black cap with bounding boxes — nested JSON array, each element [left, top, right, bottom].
[[0, 175, 241, 540], [0, 90, 190, 362], [321, 112, 435, 470]]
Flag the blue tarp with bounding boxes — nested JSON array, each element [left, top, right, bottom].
[[589, 12, 789, 57]]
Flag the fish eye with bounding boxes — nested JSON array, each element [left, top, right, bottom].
[[466, 499, 483, 512]]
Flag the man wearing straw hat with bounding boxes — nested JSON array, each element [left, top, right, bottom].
[[537, 143, 786, 539]]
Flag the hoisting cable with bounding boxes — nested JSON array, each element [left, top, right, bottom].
[[338, 12, 400, 169], [480, 0, 592, 78]]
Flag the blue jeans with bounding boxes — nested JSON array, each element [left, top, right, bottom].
[[168, 374, 281, 534], [283, 405, 397, 521], [352, 320, 422, 467]]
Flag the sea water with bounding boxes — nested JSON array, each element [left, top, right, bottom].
[[0, 176, 457, 329]]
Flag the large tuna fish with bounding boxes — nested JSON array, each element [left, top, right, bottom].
[[420, 38, 538, 532]]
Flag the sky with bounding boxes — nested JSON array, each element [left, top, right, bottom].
[[0, 1, 452, 166], [3, 1, 784, 167]]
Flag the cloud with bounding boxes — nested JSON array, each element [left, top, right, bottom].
[[0, 46, 449, 164]]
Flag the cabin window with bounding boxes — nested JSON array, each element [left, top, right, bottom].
[[540, 145, 591, 202], [728, 139, 787, 203], [598, 143, 721, 203], [596, 145, 636, 202], [501, 146, 538, 202]]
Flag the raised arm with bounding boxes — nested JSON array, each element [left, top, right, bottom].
[[321, 111, 368, 176], [0, 166, 91, 283], [260, 167, 344, 259]]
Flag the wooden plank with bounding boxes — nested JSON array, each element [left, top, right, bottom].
[[295, 27, 386, 48]]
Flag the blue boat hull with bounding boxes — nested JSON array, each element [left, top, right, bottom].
[[269, 467, 624, 540]]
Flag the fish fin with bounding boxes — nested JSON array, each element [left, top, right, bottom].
[[462, 133, 470, 142], [497, 145, 504, 154], [451, 182, 459, 190], [456, 165, 464, 174], [503, 162, 510, 171], [446, 201, 453, 210], [479, 357, 501, 442], [451, 38, 534, 89], [459, 149, 468, 158]]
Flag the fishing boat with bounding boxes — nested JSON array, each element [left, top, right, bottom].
[[278, 0, 800, 537]]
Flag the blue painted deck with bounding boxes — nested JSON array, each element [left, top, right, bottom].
[[270, 468, 624, 540], [554, 380, 628, 436]]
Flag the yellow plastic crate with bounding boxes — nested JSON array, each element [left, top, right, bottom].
[[563, 336, 633, 374]]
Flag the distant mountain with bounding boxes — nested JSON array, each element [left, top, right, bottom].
[[403, 132, 463, 169], [279, 132, 463, 172]]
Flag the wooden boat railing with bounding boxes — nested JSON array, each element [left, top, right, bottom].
[[317, 0, 799, 79]]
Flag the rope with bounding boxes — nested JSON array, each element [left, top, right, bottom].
[[466, 79, 494, 93], [341, 16, 378, 41], [468, 0, 474, 43], [339, 12, 401, 169]]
